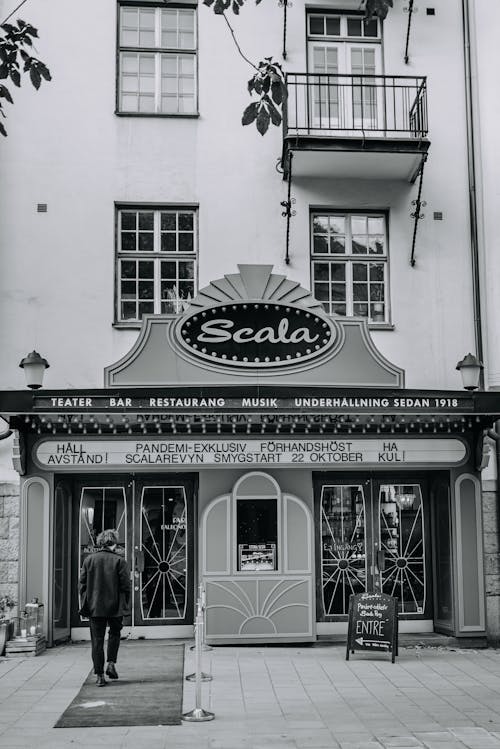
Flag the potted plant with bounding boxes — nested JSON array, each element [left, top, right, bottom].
[[0, 594, 16, 654]]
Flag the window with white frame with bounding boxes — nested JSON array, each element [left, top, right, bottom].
[[117, 207, 197, 322], [118, 5, 197, 114], [311, 212, 388, 323]]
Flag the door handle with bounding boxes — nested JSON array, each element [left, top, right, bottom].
[[376, 549, 386, 572], [135, 548, 145, 573]]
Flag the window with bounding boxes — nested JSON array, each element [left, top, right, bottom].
[[311, 212, 388, 323], [308, 13, 380, 40], [117, 207, 197, 322], [118, 5, 197, 114], [237, 498, 278, 572]]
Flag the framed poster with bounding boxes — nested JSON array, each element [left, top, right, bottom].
[[239, 543, 276, 571]]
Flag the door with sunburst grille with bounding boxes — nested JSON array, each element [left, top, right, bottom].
[[316, 474, 432, 621], [133, 477, 195, 626]]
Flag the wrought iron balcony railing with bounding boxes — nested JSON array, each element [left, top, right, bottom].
[[284, 73, 428, 139]]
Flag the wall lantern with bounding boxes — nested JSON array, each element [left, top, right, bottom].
[[19, 351, 50, 389], [456, 352, 483, 391]]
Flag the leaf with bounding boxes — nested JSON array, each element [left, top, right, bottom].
[[364, 0, 393, 20], [203, 0, 215, 6], [262, 75, 270, 93], [24, 22, 38, 38], [241, 101, 259, 125], [39, 64, 51, 81], [0, 84, 13, 103], [232, 1, 240, 14], [29, 65, 41, 89], [256, 107, 270, 135], [265, 96, 281, 126], [213, 0, 228, 14], [0, 120, 7, 136], [271, 79, 283, 105], [0, 63, 8, 79], [247, 78, 255, 94], [10, 68, 20, 87]]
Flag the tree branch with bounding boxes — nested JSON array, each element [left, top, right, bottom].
[[2, 0, 31, 25], [222, 11, 259, 71]]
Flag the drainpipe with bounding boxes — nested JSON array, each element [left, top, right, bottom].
[[461, 0, 484, 387]]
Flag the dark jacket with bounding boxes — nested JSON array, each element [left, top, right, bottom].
[[79, 548, 131, 618]]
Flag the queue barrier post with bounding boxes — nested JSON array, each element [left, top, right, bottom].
[[182, 608, 215, 722], [189, 582, 213, 652], [186, 599, 213, 682]]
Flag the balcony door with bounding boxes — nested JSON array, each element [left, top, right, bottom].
[[315, 474, 433, 621], [307, 13, 382, 133]]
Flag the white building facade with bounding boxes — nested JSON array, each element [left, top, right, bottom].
[[0, 0, 499, 646]]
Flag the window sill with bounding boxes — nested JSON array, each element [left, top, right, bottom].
[[115, 111, 200, 119], [113, 321, 142, 330], [368, 323, 395, 331], [113, 316, 179, 330]]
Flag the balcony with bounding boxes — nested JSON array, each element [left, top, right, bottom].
[[282, 74, 430, 182]]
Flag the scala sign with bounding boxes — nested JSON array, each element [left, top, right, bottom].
[[175, 302, 337, 369]]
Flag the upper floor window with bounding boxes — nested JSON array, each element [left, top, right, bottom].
[[311, 212, 388, 324], [118, 5, 197, 115], [307, 13, 380, 40], [117, 206, 197, 323]]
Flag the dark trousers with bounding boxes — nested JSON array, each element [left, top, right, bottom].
[[89, 616, 123, 675]]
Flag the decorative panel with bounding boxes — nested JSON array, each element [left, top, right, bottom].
[[284, 496, 311, 573], [455, 474, 485, 632], [203, 496, 230, 574], [205, 576, 313, 640]]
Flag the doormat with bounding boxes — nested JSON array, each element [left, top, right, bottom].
[[55, 641, 185, 727]]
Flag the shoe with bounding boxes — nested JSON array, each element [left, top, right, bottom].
[[96, 674, 107, 687], [106, 662, 118, 680]]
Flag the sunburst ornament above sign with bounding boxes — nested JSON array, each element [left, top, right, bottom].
[[171, 265, 340, 371]]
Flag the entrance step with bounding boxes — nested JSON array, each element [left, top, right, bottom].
[[316, 632, 488, 649]]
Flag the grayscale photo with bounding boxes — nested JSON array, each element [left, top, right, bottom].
[[0, 0, 499, 747]]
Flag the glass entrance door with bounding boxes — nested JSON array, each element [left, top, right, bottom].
[[73, 475, 195, 631], [316, 474, 432, 620], [133, 478, 194, 625]]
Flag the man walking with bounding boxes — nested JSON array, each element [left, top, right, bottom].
[[79, 529, 131, 687]]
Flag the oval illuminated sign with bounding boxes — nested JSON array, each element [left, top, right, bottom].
[[175, 302, 337, 368]]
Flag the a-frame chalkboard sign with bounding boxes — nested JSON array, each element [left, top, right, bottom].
[[346, 593, 399, 663]]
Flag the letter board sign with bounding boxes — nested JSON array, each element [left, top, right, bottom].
[[346, 593, 398, 663]]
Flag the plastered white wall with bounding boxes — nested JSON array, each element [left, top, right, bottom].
[[0, 0, 476, 391]]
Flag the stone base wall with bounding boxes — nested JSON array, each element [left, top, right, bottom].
[[0, 482, 20, 617], [482, 483, 500, 644]]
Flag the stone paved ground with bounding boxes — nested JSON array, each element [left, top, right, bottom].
[[0, 642, 500, 748]]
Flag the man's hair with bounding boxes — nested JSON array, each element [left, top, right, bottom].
[[96, 529, 119, 548]]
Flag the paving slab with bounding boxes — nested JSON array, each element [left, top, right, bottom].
[[1, 644, 500, 747]]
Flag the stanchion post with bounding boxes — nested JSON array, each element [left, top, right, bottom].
[[186, 599, 212, 682], [189, 581, 212, 652], [200, 581, 213, 652], [182, 611, 215, 722]]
